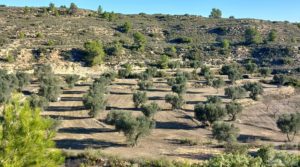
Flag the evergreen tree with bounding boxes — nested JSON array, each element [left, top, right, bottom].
[[0, 95, 64, 166]]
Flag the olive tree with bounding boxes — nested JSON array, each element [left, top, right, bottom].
[[138, 79, 153, 90], [212, 122, 240, 143], [226, 102, 243, 121], [209, 8, 222, 19], [244, 62, 258, 75], [39, 74, 62, 102], [194, 103, 226, 126], [221, 64, 242, 84], [65, 74, 80, 88], [206, 95, 222, 104], [225, 86, 247, 100], [243, 82, 264, 100], [260, 68, 272, 78], [165, 94, 184, 110], [132, 91, 147, 108], [28, 94, 49, 109], [168, 73, 187, 96], [111, 112, 155, 146], [16, 71, 30, 91], [83, 80, 107, 118], [212, 77, 225, 92], [276, 113, 300, 142], [141, 102, 159, 119]]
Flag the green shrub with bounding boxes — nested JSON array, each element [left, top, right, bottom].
[[118, 63, 132, 78], [133, 32, 147, 51], [245, 27, 262, 44], [118, 22, 132, 33], [157, 55, 170, 69], [84, 40, 105, 66], [268, 29, 277, 42], [105, 41, 123, 57]]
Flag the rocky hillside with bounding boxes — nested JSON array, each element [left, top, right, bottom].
[[0, 6, 299, 75]]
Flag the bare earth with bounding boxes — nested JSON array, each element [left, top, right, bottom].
[[42, 77, 300, 162]]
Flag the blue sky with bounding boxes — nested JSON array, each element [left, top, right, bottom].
[[0, 0, 299, 22]]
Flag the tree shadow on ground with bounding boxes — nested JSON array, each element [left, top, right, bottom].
[[60, 97, 83, 102], [58, 127, 115, 134], [147, 88, 171, 92], [185, 101, 201, 105], [148, 96, 164, 100], [109, 91, 133, 95], [155, 121, 195, 130], [113, 82, 136, 86], [75, 83, 91, 87], [163, 153, 213, 161], [242, 122, 276, 131], [238, 134, 282, 143], [55, 138, 126, 149], [46, 106, 87, 112], [63, 90, 86, 94], [186, 91, 205, 94], [47, 115, 90, 120], [106, 106, 140, 111]]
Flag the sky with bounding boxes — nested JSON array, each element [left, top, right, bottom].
[[0, 0, 299, 22]]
